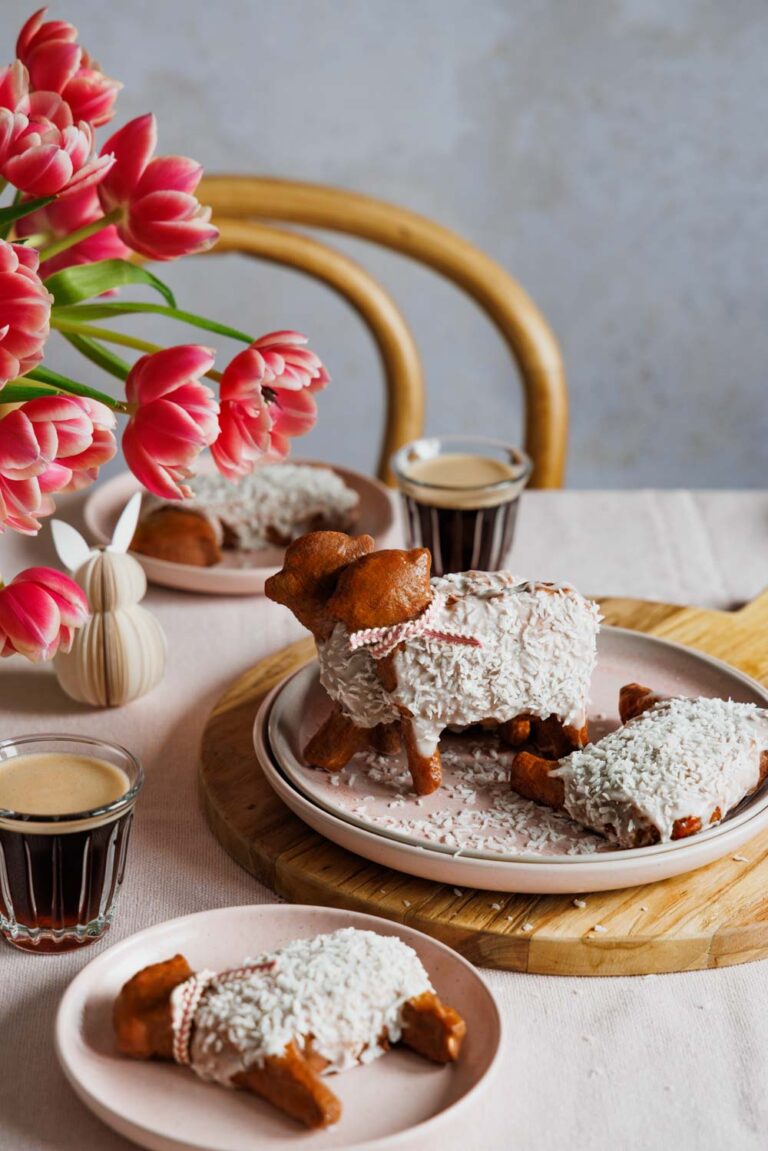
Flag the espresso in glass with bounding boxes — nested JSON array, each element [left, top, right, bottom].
[[392, 436, 531, 575], [0, 735, 142, 953]]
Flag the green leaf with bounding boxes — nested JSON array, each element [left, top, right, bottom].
[[0, 194, 55, 229], [0, 383, 59, 403], [44, 259, 177, 309], [51, 302, 253, 344], [26, 364, 124, 406], [58, 333, 131, 385]]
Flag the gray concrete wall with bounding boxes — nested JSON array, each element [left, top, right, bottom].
[[7, 0, 768, 486]]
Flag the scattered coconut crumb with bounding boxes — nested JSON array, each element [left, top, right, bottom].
[[733, 854, 749, 862], [639, 905, 649, 913], [453, 888, 463, 897], [490, 902, 502, 910], [592, 924, 608, 934], [573, 898, 587, 909], [521, 922, 534, 932], [402, 899, 412, 908]]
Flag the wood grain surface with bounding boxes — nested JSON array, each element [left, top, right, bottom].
[[199, 589, 768, 975]]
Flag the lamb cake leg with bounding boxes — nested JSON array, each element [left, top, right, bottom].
[[618, 683, 664, 723], [508, 751, 565, 810], [303, 703, 366, 771], [401, 719, 442, 796], [369, 721, 401, 756]]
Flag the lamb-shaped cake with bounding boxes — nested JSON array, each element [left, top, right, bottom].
[[113, 928, 465, 1129], [509, 685, 768, 848], [265, 531, 601, 794]]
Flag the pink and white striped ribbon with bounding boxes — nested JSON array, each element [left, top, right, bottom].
[[172, 960, 277, 1066], [348, 591, 482, 660]]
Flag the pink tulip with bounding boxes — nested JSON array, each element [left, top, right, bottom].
[[0, 240, 52, 387], [98, 114, 218, 260], [57, 397, 117, 490], [16, 186, 131, 278], [1, 111, 114, 197], [0, 394, 116, 482], [123, 345, 219, 499], [0, 61, 29, 112], [0, 462, 64, 535], [211, 333, 326, 479], [0, 564, 89, 661], [211, 348, 274, 480], [16, 7, 121, 127]]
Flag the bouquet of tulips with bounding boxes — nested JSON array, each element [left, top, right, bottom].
[[0, 8, 329, 662]]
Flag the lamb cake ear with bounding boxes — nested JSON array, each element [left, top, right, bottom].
[[329, 547, 433, 633], [264, 531, 375, 640]]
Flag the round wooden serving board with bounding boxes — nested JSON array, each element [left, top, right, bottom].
[[200, 590, 768, 975]]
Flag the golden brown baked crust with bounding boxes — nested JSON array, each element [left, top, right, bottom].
[[328, 548, 432, 633], [131, 508, 222, 567], [265, 531, 375, 641]]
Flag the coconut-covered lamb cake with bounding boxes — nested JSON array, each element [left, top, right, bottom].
[[265, 531, 601, 794], [509, 685, 768, 848], [114, 928, 465, 1130]]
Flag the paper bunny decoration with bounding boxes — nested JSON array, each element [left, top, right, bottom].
[[51, 494, 167, 707]]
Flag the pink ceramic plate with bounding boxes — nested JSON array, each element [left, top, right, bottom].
[[256, 627, 768, 893], [55, 905, 501, 1151], [83, 460, 397, 595]]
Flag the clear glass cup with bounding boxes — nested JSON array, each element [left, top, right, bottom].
[[391, 435, 532, 575], [0, 734, 143, 953]]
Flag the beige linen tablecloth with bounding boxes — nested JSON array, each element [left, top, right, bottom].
[[1, 488, 767, 1151]]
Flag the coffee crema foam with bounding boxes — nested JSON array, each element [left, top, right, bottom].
[[399, 452, 525, 509], [0, 753, 130, 832]]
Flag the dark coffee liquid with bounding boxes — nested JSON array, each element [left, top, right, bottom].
[[0, 811, 134, 952], [402, 495, 521, 576]]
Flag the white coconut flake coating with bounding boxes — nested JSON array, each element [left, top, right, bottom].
[[184, 464, 359, 550], [313, 733, 606, 857], [319, 572, 600, 755], [551, 697, 768, 848], [318, 627, 400, 728], [180, 929, 433, 1086]]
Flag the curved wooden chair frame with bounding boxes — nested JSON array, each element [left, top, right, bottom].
[[201, 176, 567, 488]]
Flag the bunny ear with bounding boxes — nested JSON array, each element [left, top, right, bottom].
[[51, 519, 93, 572], [109, 491, 142, 553]]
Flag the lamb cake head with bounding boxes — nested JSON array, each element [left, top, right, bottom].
[[264, 531, 375, 640], [328, 547, 432, 633], [265, 531, 601, 797]]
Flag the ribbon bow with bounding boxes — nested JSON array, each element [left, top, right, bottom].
[[348, 591, 482, 660]]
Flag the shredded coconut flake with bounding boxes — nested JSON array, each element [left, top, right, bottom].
[[317, 572, 600, 751], [184, 464, 359, 550], [552, 697, 768, 847], [175, 928, 432, 1086]]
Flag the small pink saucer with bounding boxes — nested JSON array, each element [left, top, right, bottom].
[[55, 904, 501, 1151]]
